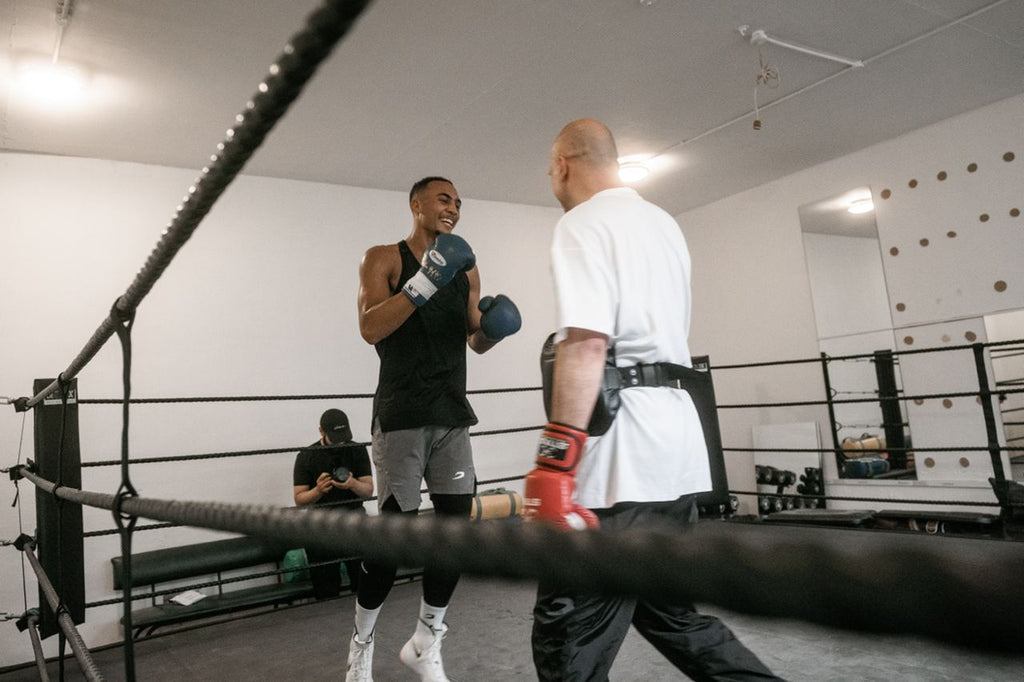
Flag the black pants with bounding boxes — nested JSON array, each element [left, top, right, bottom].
[[304, 506, 367, 600], [356, 493, 474, 609], [306, 548, 362, 600], [532, 495, 782, 682]]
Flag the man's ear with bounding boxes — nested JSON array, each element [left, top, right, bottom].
[[555, 155, 570, 181]]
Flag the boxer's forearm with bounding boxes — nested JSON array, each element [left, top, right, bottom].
[[549, 328, 608, 429]]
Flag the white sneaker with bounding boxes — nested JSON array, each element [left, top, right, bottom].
[[345, 632, 374, 682], [398, 622, 449, 682]]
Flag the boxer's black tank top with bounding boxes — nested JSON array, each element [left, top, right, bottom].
[[372, 240, 478, 431]]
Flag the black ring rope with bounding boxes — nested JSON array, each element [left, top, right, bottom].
[[79, 426, 542, 469], [83, 522, 176, 539], [711, 338, 1024, 371], [725, 445, 1024, 453], [80, 475, 522, 538], [73, 385, 540, 405], [718, 385, 1024, 410], [729, 490, 998, 508], [14, 468, 1024, 652], [18, 539, 103, 682], [78, 394, 374, 405], [109, 304, 140, 681], [22, 611, 51, 682], [82, 445, 359, 468], [468, 386, 541, 395], [469, 425, 542, 437], [16, 0, 374, 413]]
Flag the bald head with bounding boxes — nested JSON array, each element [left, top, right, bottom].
[[548, 118, 622, 211], [553, 118, 619, 169]]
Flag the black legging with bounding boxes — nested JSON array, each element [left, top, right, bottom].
[[356, 493, 474, 609]]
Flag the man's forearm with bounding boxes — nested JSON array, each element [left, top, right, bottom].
[[350, 476, 374, 499], [467, 329, 498, 354], [549, 328, 608, 429], [294, 487, 322, 506]]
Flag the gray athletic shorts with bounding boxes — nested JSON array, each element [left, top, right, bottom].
[[370, 418, 475, 512]]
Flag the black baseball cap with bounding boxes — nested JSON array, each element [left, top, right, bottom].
[[320, 409, 352, 444]]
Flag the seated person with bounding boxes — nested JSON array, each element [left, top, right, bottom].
[[293, 408, 374, 599]]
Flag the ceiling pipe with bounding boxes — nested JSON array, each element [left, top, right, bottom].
[[52, 0, 75, 64], [738, 25, 864, 68]]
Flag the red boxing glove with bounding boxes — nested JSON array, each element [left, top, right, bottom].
[[523, 423, 600, 530]]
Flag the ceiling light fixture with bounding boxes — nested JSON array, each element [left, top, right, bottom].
[[618, 161, 650, 183], [17, 62, 86, 106], [18, 1, 86, 108], [847, 197, 875, 214]]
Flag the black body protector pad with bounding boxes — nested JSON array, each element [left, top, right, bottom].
[[540, 333, 619, 436], [538, 335, 729, 508]]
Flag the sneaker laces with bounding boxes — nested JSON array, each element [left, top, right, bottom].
[[347, 632, 373, 680], [420, 624, 446, 664], [403, 621, 449, 680]]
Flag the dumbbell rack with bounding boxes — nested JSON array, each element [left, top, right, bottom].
[[698, 494, 740, 520], [756, 465, 825, 516]]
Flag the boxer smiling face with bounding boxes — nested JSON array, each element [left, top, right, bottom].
[[414, 180, 461, 235]]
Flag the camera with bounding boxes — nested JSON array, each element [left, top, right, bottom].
[[331, 465, 350, 483]]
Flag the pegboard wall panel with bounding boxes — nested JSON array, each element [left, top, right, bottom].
[[874, 147, 1021, 328], [896, 318, 1010, 482]]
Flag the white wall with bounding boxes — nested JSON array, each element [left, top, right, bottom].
[[0, 152, 561, 666], [680, 93, 1024, 509]]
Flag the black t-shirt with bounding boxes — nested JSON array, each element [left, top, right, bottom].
[[293, 440, 372, 511], [372, 240, 478, 431]]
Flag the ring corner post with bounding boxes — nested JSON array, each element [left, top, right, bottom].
[[32, 377, 86, 639], [691, 356, 729, 512]]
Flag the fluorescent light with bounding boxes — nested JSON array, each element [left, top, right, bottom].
[[618, 160, 650, 183], [847, 197, 874, 214], [17, 62, 87, 108]]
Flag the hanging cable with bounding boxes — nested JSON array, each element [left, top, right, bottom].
[[14, 410, 30, 613], [752, 48, 779, 131]]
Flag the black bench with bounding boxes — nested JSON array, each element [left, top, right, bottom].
[[111, 492, 522, 637], [111, 536, 316, 638]]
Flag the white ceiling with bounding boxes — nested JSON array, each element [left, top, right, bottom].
[[2, 0, 1023, 216]]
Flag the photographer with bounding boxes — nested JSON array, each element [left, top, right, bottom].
[[293, 409, 374, 599]]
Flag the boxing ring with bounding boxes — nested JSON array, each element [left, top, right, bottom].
[[3, 1, 1024, 679]]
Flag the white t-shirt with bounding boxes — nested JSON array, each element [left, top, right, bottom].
[[551, 187, 712, 508]]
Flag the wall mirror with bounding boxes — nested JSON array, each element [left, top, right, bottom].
[[799, 187, 914, 480], [985, 309, 1024, 481]]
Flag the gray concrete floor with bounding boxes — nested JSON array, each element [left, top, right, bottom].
[[3, 576, 1022, 681]]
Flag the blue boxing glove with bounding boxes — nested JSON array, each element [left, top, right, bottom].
[[402, 233, 476, 306], [479, 294, 521, 340]]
